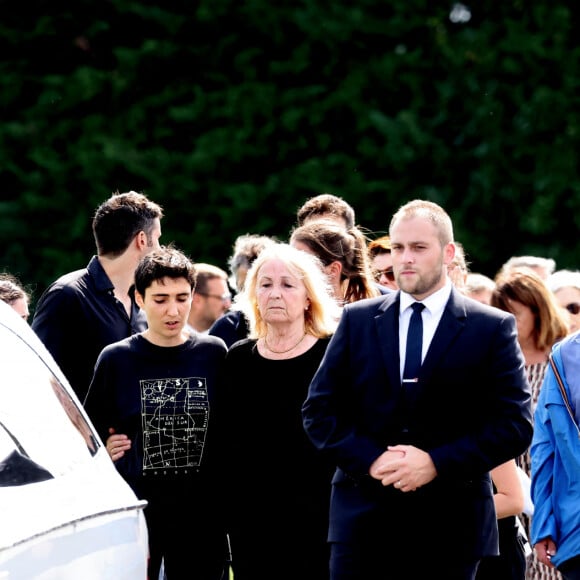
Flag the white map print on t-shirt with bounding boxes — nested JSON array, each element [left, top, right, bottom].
[[140, 377, 209, 473]]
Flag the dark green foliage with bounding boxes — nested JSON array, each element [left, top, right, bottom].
[[2, 1, 580, 310]]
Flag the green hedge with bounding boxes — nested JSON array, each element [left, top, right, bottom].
[[2, 1, 579, 308]]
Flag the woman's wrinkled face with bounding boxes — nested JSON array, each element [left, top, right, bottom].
[[256, 259, 309, 325]]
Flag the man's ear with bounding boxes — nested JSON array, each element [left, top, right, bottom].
[[135, 290, 145, 309], [135, 230, 148, 250], [444, 242, 456, 266]]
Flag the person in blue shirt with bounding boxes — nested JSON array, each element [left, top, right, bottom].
[[531, 330, 580, 579]]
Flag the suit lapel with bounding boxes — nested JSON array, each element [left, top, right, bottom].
[[374, 289, 468, 392], [375, 294, 403, 391], [420, 289, 467, 380]]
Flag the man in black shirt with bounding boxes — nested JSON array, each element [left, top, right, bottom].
[[32, 191, 163, 402]]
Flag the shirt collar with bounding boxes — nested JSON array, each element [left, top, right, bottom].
[[87, 255, 114, 293], [400, 279, 453, 316]]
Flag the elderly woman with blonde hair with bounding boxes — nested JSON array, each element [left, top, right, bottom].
[[220, 243, 340, 580]]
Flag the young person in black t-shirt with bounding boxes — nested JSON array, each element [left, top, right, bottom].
[[33, 191, 164, 402], [84, 245, 229, 580]]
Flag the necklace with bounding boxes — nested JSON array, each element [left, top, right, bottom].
[[264, 333, 307, 354]]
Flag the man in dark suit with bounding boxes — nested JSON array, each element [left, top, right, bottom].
[[302, 199, 533, 579]]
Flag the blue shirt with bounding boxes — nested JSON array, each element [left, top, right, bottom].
[[531, 331, 580, 567]]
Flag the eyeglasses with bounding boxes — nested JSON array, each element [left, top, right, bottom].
[[373, 268, 395, 283], [566, 302, 580, 315], [197, 292, 232, 303]]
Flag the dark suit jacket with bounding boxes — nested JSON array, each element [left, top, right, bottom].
[[302, 287, 533, 560]]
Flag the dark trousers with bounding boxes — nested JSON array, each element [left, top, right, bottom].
[[475, 517, 526, 580], [559, 555, 580, 580], [330, 541, 480, 579], [137, 479, 228, 580]]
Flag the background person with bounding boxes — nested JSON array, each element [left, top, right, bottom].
[[476, 459, 529, 579], [465, 272, 496, 305], [294, 194, 389, 298], [547, 269, 580, 333], [447, 240, 469, 291], [498, 256, 557, 282], [185, 262, 231, 334], [290, 219, 383, 305], [367, 234, 398, 291], [302, 199, 533, 579], [32, 191, 163, 401], [491, 267, 569, 580], [295, 193, 356, 230], [227, 233, 279, 293], [0, 272, 31, 321], [209, 233, 277, 348], [530, 331, 580, 579]]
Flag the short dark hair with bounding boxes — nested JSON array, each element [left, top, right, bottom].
[[92, 191, 164, 257], [134, 245, 196, 297], [296, 194, 356, 230], [192, 263, 229, 294]]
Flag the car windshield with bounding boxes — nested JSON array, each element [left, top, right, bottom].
[[0, 322, 99, 487]]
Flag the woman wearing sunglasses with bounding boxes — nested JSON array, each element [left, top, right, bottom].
[[367, 234, 399, 291], [547, 269, 580, 334]]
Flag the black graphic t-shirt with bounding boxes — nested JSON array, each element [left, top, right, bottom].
[[84, 332, 227, 485]]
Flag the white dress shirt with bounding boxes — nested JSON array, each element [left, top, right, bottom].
[[399, 280, 453, 380]]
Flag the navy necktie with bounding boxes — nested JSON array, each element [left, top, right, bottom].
[[403, 302, 425, 383]]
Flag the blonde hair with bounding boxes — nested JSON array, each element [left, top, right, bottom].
[[237, 243, 340, 339]]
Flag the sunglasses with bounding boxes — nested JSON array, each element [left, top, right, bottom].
[[373, 268, 395, 283], [566, 302, 580, 315]]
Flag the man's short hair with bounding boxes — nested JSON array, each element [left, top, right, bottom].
[[193, 263, 229, 295], [93, 191, 164, 257], [134, 245, 195, 296], [296, 193, 356, 230]]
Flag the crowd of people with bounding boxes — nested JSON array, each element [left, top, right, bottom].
[[3, 190, 580, 580]]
